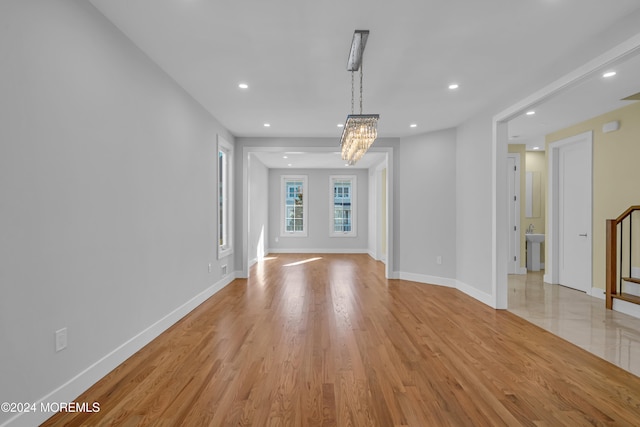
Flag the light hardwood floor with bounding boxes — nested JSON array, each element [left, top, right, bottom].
[[43, 254, 640, 426]]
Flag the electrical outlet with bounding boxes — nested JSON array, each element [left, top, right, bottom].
[[55, 328, 67, 352], [208, 263, 212, 273], [436, 256, 442, 265], [221, 264, 228, 276]]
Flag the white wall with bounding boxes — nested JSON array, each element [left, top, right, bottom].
[[248, 155, 269, 265], [398, 129, 457, 284], [455, 114, 495, 304], [0, 1, 233, 425], [268, 168, 369, 252]]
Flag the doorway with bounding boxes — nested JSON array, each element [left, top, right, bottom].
[[242, 146, 394, 279]]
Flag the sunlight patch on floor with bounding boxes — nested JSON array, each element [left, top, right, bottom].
[[282, 257, 322, 267]]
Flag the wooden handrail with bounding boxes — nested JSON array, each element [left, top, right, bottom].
[[606, 206, 640, 310], [615, 205, 640, 223]]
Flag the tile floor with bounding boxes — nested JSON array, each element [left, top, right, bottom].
[[508, 271, 640, 377]]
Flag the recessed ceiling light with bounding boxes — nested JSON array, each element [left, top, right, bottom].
[[410, 124, 417, 128], [533, 146, 540, 150], [526, 111, 536, 116], [283, 156, 288, 159], [238, 83, 248, 89], [603, 71, 616, 78], [264, 123, 271, 127], [287, 163, 292, 167], [345, 163, 350, 167], [337, 124, 344, 128], [448, 83, 459, 90]]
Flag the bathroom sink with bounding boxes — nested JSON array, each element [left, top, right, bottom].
[[525, 233, 545, 243]]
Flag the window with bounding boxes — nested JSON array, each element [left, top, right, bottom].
[[330, 175, 356, 237], [281, 175, 308, 237], [217, 135, 233, 259]]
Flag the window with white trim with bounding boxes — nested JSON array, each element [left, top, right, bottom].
[[330, 175, 356, 237], [217, 135, 233, 258], [281, 175, 308, 237]]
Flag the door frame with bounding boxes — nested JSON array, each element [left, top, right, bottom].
[[241, 145, 394, 279], [546, 131, 593, 291], [507, 153, 523, 275]]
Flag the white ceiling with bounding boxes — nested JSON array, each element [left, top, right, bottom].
[[508, 51, 640, 150], [89, 0, 640, 161]]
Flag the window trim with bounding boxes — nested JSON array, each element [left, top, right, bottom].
[[329, 175, 357, 237], [217, 135, 233, 259], [280, 175, 308, 237]]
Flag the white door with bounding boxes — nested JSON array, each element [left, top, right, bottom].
[[507, 155, 520, 274], [558, 140, 591, 292]]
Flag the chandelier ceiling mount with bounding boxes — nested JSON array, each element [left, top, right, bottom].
[[340, 30, 379, 166]]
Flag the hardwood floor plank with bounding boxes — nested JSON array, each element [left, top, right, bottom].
[[42, 254, 640, 426]]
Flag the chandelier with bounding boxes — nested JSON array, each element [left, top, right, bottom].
[[340, 30, 379, 165]]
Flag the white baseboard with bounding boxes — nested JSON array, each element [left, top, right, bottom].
[[268, 248, 369, 254], [455, 280, 495, 307], [590, 287, 606, 300], [524, 265, 544, 274], [517, 267, 527, 275], [1, 274, 237, 427], [399, 272, 456, 288], [397, 272, 494, 308], [248, 257, 258, 269], [367, 251, 387, 264]]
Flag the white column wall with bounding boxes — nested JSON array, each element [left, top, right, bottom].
[[398, 129, 457, 285]]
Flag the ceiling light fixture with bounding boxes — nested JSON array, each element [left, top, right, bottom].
[[238, 83, 248, 89], [603, 71, 616, 78], [264, 123, 271, 127], [340, 30, 379, 166], [410, 124, 417, 128], [526, 111, 535, 116], [448, 83, 459, 90]]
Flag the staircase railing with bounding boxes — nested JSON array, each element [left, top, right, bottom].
[[606, 205, 640, 309]]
